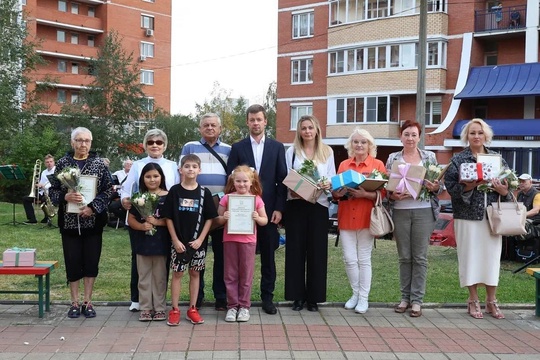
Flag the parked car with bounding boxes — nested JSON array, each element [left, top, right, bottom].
[[328, 201, 338, 234], [430, 212, 456, 247]]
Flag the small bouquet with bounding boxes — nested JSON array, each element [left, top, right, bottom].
[[418, 161, 444, 201], [57, 166, 86, 207], [367, 169, 389, 180], [298, 159, 330, 195], [131, 192, 160, 235], [477, 168, 519, 193]]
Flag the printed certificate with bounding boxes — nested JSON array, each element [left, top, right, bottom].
[[227, 195, 256, 235], [67, 175, 97, 214]]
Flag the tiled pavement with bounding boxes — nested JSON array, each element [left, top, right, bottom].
[[0, 302, 540, 359]]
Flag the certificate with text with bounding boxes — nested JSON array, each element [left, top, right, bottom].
[[66, 175, 97, 214], [227, 195, 256, 235]]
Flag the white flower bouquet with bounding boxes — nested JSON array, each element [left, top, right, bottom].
[[418, 161, 444, 201], [131, 192, 160, 235], [56, 166, 86, 208], [477, 168, 519, 193]]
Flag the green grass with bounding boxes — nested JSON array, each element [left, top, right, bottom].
[[0, 202, 536, 304]]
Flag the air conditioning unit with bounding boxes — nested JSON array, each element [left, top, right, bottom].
[[139, 55, 146, 62], [145, 29, 154, 37]]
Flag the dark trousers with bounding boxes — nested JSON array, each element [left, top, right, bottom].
[[23, 195, 45, 222], [284, 200, 328, 303], [258, 221, 279, 303], [129, 232, 139, 303], [62, 232, 103, 282]]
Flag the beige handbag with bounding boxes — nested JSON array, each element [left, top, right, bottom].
[[369, 190, 394, 237], [486, 193, 527, 236]]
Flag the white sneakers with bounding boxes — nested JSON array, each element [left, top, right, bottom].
[[355, 298, 369, 314], [129, 302, 140, 312], [225, 308, 237, 322], [344, 294, 359, 310], [225, 307, 250, 322]]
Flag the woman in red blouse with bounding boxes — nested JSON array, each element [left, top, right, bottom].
[[332, 128, 386, 314]]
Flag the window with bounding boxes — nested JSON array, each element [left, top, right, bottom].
[[141, 97, 154, 112], [290, 104, 313, 129], [292, 11, 314, 38], [140, 42, 154, 57], [57, 89, 66, 103], [71, 33, 79, 44], [21, 0, 27, 5], [71, 92, 79, 104], [71, 3, 79, 14], [291, 58, 313, 83], [87, 35, 95, 47], [71, 62, 79, 74], [140, 70, 154, 85], [141, 15, 154, 29], [88, 6, 95, 17], [58, 60, 67, 73], [58, 0, 67, 12], [57, 30, 66, 42], [425, 99, 442, 125], [335, 96, 398, 123]]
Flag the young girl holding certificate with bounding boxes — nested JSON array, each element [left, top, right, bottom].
[[216, 165, 268, 323]]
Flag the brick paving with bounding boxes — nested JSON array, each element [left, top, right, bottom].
[[0, 302, 539, 359]]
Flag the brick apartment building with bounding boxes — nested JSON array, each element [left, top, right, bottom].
[[277, 0, 540, 178], [21, 0, 171, 116]]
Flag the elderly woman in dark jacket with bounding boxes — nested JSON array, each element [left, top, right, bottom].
[[444, 118, 510, 320], [49, 127, 113, 319]]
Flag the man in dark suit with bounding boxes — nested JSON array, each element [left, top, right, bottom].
[[227, 104, 287, 314]]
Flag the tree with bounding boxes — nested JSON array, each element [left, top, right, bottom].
[[151, 111, 200, 161], [59, 31, 149, 159], [263, 81, 277, 138]]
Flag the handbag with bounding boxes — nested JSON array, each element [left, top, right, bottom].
[[486, 193, 527, 236], [369, 190, 394, 237]]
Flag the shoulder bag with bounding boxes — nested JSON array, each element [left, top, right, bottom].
[[486, 193, 527, 236], [369, 190, 394, 237]]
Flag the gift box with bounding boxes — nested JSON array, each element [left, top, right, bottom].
[[283, 169, 323, 203], [331, 170, 366, 191], [2, 248, 36, 267], [387, 162, 426, 200], [459, 162, 497, 182]]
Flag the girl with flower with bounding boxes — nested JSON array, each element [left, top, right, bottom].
[[127, 163, 170, 321]]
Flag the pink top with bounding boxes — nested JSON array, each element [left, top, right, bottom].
[[220, 193, 265, 244]]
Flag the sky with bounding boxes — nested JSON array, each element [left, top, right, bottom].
[[170, 1, 278, 115]]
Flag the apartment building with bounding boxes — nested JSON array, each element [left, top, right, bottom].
[[22, 0, 171, 115], [277, 0, 540, 177]]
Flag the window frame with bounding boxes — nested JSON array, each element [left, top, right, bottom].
[[140, 42, 155, 58], [291, 57, 313, 84], [57, 89, 66, 103], [292, 10, 314, 39], [290, 103, 313, 130], [141, 14, 155, 30], [57, 30, 66, 42], [425, 98, 442, 126], [334, 95, 399, 123], [57, 60, 67, 73], [140, 69, 154, 85], [58, 0, 67, 12]]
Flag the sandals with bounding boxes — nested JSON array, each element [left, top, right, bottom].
[[467, 299, 483, 319], [153, 311, 166, 321], [486, 300, 505, 319], [394, 301, 410, 314], [139, 311, 153, 322]]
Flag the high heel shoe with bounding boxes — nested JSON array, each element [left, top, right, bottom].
[[467, 299, 483, 319], [485, 300, 505, 319]]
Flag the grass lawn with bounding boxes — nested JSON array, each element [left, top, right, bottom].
[[0, 201, 536, 305]]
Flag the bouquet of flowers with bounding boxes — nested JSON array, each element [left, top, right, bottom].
[[131, 192, 160, 235], [57, 166, 86, 207], [418, 161, 444, 201], [367, 169, 389, 180], [477, 168, 519, 193], [298, 159, 330, 193]]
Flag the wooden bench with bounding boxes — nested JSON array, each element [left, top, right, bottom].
[[526, 267, 540, 316], [0, 261, 58, 318]]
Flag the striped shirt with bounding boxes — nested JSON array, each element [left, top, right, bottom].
[[180, 138, 231, 194]]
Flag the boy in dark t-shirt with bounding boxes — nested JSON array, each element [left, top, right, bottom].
[[162, 154, 217, 325]]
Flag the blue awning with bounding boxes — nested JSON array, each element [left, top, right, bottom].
[[454, 63, 540, 99], [452, 119, 540, 137]]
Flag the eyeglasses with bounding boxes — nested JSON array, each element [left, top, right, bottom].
[[74, 139, 91, 144], [147, 140, 164, 146]]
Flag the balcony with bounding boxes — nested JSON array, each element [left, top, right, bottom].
[[475, 5, 526, 33], [36, 6, 103, 33], [38, 38, 99, 59]]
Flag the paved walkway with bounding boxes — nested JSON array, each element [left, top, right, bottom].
[[0, 302, 540, 359]]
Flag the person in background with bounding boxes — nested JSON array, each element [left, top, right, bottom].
[[108, 159, 133, 226], [506, 173, 540, 249], [217, 165, 268, 322], [227, 104, 288, 315], [332, 128, 386, 314], [127, 163, 169, 322], [444, 118, 510, 320], [23, 154, 56, 224], [163, 154, 217, 325], [386, 120, 442, 318], [49, 127, 113, 318], [180, 113, 230, 310], [112, 159, 133, 192], [121, 129, 180, 312], [284, 115, 335, 312]]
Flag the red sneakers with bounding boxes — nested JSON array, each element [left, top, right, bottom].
[[167, 308, 180, 326], [186, 305, 204, 324]]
